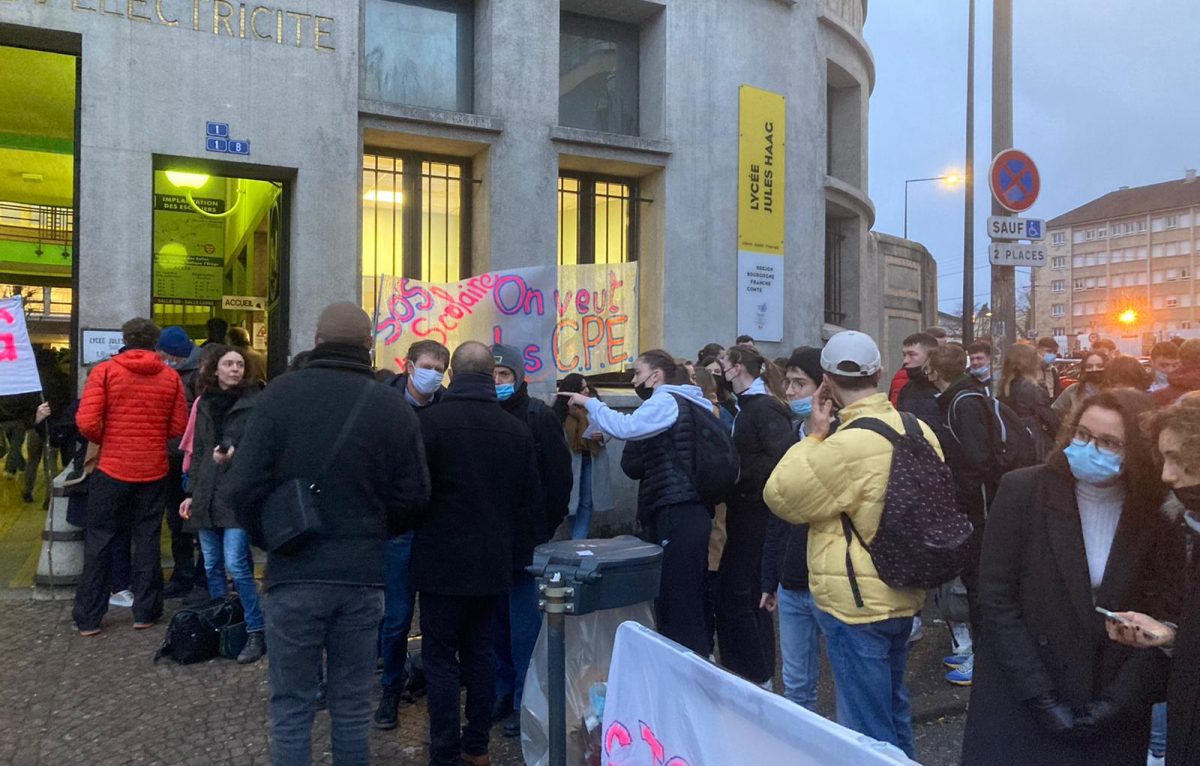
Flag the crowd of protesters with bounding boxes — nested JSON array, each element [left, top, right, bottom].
[[17, 304, 1200, 766]]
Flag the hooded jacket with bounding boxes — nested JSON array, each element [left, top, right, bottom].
[[938, 374, 998, 526], [587, 384, 714, 522], [763, 392, 942, 624], [500, 382, 573, 542], [76, 349, 188, 483]]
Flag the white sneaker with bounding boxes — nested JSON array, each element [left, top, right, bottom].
[[108, 590, 134, 608], [758, 678, 774, 692], [1147, 753, 1166, 766]]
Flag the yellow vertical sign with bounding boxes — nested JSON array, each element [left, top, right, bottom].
[[737, 85, 786, 341], [738, 86, 786, 255]]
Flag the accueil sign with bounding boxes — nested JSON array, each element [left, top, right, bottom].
[[5, 0, 337, 51]]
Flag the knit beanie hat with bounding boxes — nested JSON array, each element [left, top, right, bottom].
[[157, 326, 195, 359], [787, 346, 825, 384], [491, 344, 525, 386]]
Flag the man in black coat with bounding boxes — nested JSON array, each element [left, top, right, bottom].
[[230, 302, 430, 766], [928, 343, 999, 685], [490, 343, 571, 735], [412, 341, 540, 766], [374, 338, 449, 730], [895, 332, 942, 427]]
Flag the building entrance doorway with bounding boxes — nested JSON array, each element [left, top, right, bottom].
[[151, 167, 287, 380], [0, 41, 78, 591]]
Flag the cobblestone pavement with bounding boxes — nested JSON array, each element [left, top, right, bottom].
[[0, 597, 967, 765]]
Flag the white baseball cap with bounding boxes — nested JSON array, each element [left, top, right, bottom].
[[820, 331, 882, 377]]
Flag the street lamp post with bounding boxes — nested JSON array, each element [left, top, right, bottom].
[[904, 175, 961, 240]]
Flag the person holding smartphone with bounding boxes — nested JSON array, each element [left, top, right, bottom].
[[961, 388, 1174, 766], [1105, 393, 1200, 766], [179, 344, 265, 663]]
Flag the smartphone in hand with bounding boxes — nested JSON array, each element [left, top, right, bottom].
[[1096, 606, 1160, 640]]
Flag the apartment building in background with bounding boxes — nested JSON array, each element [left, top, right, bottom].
[[1033, 171, 1200, 354]]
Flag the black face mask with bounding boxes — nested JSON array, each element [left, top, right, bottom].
[[1174, 484, 1200, 512], [908, 366, 928, 383], [1080, 370, 1104, 385], [634, 383, 654, 401]]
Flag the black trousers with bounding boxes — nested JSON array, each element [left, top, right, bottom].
[[716, 496, 776, 683], [72, 471, 166, 629], [650, 503, 713, 657], [419, 591, 498, 766], [164, 456, 205, 588]]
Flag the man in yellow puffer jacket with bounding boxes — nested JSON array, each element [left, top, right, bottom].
[[764, 330, 943, 760]]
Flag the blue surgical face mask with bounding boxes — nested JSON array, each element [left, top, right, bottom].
[[410, 367, 444, 396], [1042, 352, 1057, 365], [969, 365, 991, 380], [1064, 439, 1123, 485], [495, 383, 515, 401], [788, 396, 813, 419], [1155, 370, 1169, 387]]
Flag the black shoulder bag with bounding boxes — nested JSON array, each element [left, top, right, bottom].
[[260, 382, 375, 554]]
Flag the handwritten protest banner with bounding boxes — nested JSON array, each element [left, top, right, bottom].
[[0, 297, 42, 395], [372, 262, 638, 381], [602, 622, 917, 766]]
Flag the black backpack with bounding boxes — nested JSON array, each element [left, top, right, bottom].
[[948, 390, 1037, 479], [840, 414, 973, 604], [671, 394, 740, 506], [154, 594, 244, 665]]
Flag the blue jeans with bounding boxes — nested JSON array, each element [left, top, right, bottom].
[[1151, 702, 1167, 757], [813, 608, 916, 759], [379, 533, 416, 692], [266, 583, 384, 766], [777, 587, 822, 711], [571, 453, 593, 540], [493, 572, 541, 712], [198, 527, 264, 633]]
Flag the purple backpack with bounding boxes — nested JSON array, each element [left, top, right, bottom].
[[840, 413, 972, 606]]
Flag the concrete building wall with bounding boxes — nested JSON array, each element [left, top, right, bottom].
[[871, 232, 938, 375], [1, 0, 360, 356], [4, 0, 877, 371]]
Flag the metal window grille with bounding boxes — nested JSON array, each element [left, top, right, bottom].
[[557, 173, 637, 266], [361, 150, 469, 311], [824, 218, 846, 325]]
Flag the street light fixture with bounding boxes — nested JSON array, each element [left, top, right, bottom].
[[903, 173, 965, 239]]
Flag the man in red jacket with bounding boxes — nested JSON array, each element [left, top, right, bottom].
[[72, 317, 188, 635]]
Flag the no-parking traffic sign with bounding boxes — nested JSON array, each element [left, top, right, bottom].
[[989, 149, 1040, 213]]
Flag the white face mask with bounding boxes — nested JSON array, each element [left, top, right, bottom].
[[410, 367, 444, 396]]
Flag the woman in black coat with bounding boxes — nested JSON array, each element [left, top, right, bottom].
[[962, 388, 1173, 766], [997, 342, 1061, 460], [714, 344, 794, 686], [1105, 395, 1200, 766], [179, 345, 264, 663]]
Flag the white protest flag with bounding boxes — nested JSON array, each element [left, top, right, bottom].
[[602, 622, 918, 766], [0, 297, 42, 396]]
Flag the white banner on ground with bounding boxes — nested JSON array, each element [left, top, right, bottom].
[[0, 297, 42, 396], [601, 622, 918, 766]]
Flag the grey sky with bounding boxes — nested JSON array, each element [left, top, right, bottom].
[[864, 0, 1200, 320]]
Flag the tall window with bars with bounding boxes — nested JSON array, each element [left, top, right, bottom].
[[361, 150, 469, 316], [557, 174, 636, 266]]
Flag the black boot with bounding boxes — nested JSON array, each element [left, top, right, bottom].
[[373, 688, 401, 729], [237, 631, 266, 664]]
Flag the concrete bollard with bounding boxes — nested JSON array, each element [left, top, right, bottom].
[[33, 468, 85, 601]]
